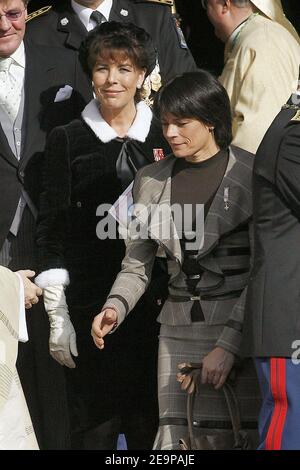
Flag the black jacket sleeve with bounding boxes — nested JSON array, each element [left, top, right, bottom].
[[276, 123, 300, 220], [36, 126, 71, 272], [156, 7, 197, 82]]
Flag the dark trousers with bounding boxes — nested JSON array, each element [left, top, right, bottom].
[[72, 412, 158, 450], [255, 358, 300, 450]]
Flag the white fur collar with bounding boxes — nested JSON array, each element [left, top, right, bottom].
[[81, 99, 152, 143]]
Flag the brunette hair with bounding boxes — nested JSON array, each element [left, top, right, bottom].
[[154, 70, 233, 149], [79, 20, 156, 83]]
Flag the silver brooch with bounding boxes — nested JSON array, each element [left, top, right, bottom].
[[60, 17, 69, 26], [224, 187, 230, 211], [120, 9, 128, 16]]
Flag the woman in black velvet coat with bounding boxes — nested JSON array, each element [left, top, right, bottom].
[[35, 22, 170, 450]]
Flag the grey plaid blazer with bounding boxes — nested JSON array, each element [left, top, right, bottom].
[[103, 145, 254, 355]]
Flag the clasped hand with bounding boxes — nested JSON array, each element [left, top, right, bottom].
[[17, 270, 42, 309], [177, 346, 235, 392]]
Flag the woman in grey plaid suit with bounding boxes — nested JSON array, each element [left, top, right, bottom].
[[92, 70, 261, 450]]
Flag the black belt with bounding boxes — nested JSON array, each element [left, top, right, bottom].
[[214, 247, 250, 257], [222, 268, 249, 276], [183, 247, 250, 261], [159, 417, 257, 430], [169, 290, 243, 302], [184, 268, 249, 279]]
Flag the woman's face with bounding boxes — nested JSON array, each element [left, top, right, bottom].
[[92, 53, 146, 111], [161, 113, 215, 160]]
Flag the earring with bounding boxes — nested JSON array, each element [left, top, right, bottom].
[[209, 127, 214, 133]]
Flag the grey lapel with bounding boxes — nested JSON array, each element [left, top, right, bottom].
[[133, 156, 183, 264], [197, 147, 252, 259]]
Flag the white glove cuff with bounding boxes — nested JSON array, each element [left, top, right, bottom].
[[43, 284, 69, 313], [35, 268, 70, 289]]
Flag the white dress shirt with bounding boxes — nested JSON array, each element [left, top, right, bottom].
[[71, 0, 113, 31], [9, 41, 26, 92], [0, 41, 25, 121]]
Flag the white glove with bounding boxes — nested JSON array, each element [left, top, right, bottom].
[[43, 284, 78, 368]]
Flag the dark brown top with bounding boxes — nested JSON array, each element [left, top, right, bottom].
[[171, 149, 228, 232], [170, 149, 229, 321]]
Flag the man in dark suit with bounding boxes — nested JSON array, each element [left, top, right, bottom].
[[0, 0, 83, 449], [25, 0, 197, 106], [243, 87, 300, 450]]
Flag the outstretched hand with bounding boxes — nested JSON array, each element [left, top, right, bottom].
[[91, 308, 118, 350]]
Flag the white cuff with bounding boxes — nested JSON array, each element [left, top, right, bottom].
[[35, 269, 70, 288]]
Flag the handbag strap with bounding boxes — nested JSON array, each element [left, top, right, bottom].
[[185, 366, 244, 449], [222, 382, 244, 447]]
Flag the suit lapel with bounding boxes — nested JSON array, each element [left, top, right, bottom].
[[0, 124, 18, 168], [21, 41, 59, 164], [109, 0, 135, 22], [134, 156, 183, 264], [198, 147, 252, 259], [56, 1, 134, 48], [55, 1, 135, 48], [57, 4, 86, 50]]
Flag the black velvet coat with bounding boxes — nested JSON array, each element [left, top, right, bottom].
[[36, 104, 171, 438]]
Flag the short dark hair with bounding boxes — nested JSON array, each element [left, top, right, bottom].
[[79, 21, 156, 79], [153, 70, 233, 149]]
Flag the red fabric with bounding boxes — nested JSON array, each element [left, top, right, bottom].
[[265, 358, 288, 450]]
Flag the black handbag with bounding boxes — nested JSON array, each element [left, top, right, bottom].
[[178, 364, 252, 450]]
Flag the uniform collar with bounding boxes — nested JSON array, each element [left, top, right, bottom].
[[71, 0, 113, 29]]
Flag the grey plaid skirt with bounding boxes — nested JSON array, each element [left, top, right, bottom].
[[153, 324, 261, 450]]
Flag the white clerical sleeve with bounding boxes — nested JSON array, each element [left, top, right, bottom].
[[15, 273, 28, 343]]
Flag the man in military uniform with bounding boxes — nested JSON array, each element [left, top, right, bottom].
[[243, 81, 300, 449], [26, 0, 197, 106]]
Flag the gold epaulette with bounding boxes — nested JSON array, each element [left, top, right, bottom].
[[282, 103, 300, 111], [291, 110, 300, 121], [26, 5, 52, 23], [142, 0, 174, 6]]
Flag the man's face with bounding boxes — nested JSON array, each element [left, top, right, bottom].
[[204, 0, 227, 41], [0, 0, 27, 58]]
